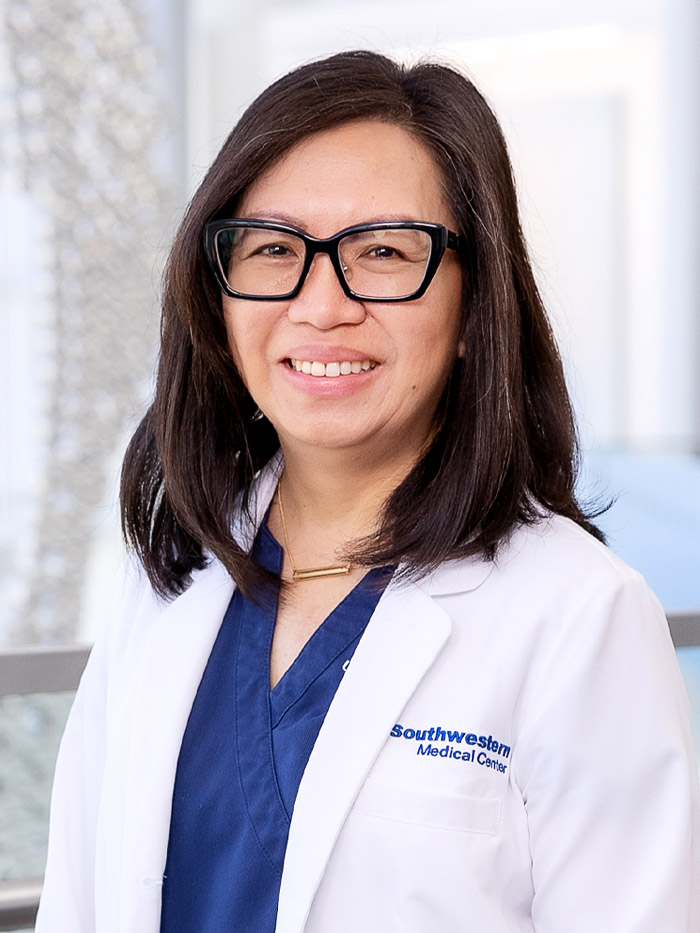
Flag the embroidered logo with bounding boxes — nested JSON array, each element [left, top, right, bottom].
[[390, 723, 510, 773]]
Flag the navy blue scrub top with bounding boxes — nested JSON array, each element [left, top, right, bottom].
[[160, 523, 392, 932]]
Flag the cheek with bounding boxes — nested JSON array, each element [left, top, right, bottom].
[[221, 301, 236, 348], [222, 301, 255, 361], [221, 311, 253, 392], [223, 320, 243, 369], [412, 309, 462, 374], [222, 303, 283, 401], [402, 340, 458, 408]]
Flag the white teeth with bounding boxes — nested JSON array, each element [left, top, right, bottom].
[[289, 359, 376, 377]]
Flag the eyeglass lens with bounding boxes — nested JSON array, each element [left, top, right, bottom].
[[214, 226, 434, 299]]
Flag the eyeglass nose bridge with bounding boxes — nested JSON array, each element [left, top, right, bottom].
[[294, 231, 356, 300]]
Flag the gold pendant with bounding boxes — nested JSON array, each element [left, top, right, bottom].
[[292, 565, 351, 581]]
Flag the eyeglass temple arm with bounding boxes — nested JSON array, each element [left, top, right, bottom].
[[447, 230, 464, 252]]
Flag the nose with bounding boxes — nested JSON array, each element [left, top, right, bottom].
[[286, 253, 366, 329]]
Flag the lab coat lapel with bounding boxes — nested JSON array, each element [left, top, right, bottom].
[[104, 458, 284, 929], [101, 559, 235, 930], [276, 581, 452, 933]]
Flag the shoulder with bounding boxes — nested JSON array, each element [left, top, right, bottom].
[[425, 517, 685, 755], [495, 512, 644, 595], [475, 517, 676, 701], [104, 448, 284, 646], [423, 513, 648, 607], [492, 514, 665, 633], [428, 514, 670, 659], [92, 553, 233, 697]]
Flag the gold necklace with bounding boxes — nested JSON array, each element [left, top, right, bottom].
[[276, 480, 351, 581]]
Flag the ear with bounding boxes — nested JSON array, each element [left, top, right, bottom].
[[457, 338, 466, 359]]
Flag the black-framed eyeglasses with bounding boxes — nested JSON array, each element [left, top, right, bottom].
[[203, 219, 464, 302]]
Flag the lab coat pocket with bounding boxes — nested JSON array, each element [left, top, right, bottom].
[[353, 780, 501, 835]]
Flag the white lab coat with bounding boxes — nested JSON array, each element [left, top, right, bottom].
[[37, 456, 700, 932]]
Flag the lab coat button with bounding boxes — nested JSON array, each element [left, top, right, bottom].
[[141, 876, 164, 888]]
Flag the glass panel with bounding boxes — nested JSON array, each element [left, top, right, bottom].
[[0, 692, 74, 883]]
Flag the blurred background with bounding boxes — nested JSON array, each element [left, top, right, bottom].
[[1, 0, 699, 923]]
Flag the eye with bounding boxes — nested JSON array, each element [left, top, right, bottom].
[[255, 242, 295, 258], [234, 232, 304, 263], [341, 229, 431, 268], [364, 244, 404, 260]]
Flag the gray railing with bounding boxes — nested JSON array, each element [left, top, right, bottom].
[[0, 644, 91, 697], [0, 645, 91, 931], [667, 611, 700, 648], [0, 881, 42, 933], [1, 613, 699, 930]]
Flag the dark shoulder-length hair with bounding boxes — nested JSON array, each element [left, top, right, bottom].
[[121, 49, 603, 599]]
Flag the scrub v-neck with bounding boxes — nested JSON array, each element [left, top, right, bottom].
[[160, 523, 392, 933]]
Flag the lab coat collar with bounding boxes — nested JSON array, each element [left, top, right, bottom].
[[231, 449, 285, 550], [417, 554, 494, 597]]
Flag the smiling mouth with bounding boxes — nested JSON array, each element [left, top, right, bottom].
[[287, 358, 377, 377]]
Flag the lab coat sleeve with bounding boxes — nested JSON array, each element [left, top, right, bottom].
[[512, 569, 700, 932], [35, 558, 143, 933]]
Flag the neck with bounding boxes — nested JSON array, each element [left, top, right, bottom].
[[282, 443, 416, 535], [267, 440, 420, 573]]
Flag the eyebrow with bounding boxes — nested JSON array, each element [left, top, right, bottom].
[[235, 211, 426, 227]]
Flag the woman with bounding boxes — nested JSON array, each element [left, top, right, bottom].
[[37, 51, 699, 932]]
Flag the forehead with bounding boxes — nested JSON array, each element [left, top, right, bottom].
[[235, 120, 453, 234]]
